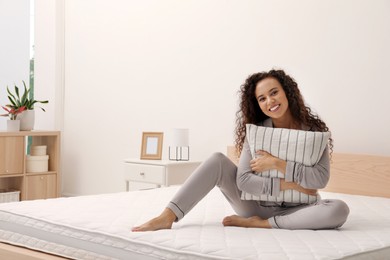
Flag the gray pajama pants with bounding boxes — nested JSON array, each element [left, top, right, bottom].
[[167, 152, 349, 230]]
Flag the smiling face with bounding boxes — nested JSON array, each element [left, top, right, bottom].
[[255, 77, 293, 127]]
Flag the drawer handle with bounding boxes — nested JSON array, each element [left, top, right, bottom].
[[139, 172, 145, 176]]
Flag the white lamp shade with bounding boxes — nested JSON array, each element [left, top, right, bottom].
[[170, 128, 189, 147]]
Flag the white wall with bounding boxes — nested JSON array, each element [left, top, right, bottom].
[[33, 0, 58, 131], [56, 0, 390, 196], [0, 0, 30, 129]]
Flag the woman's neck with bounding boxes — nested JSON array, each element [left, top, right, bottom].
[[272, 114, 300, 130]]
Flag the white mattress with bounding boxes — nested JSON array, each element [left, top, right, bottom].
[[0, 186, 390, 260]]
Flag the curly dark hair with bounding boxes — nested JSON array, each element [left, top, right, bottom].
[[234, 69, 333, 155]]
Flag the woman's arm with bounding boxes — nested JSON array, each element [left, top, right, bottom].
[[236, 139, 281, 197], [283, 146, 330, 189], [279, 179, 317, 195], [249, 150, 318, 195], [250, 146, 330, 190]]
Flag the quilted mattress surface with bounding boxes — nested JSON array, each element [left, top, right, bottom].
[[0, 186, 390, 259]]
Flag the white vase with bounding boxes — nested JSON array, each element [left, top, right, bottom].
[[7, 120, 20, 132], [17, 110, 35, 131]]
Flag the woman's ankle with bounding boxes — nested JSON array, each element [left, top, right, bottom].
[[161, 208, 177, 223]]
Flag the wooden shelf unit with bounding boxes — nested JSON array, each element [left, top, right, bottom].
[[0, 130, 61, 201]]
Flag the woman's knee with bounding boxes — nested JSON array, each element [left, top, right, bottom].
[[328, 199, 350, 228], [335, 200, 350, 219], [205, 152, 237, 182], [210, 152, 228, 161], [206, 152, 233, 166]]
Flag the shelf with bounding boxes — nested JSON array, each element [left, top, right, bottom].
[[0, 130, 60, 137], [0, 174, 24, 178], [26, 171, 57, 176], [0, 131, 61, 201]]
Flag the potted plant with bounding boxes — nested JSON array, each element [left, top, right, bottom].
[[1, 105, 26, 131], [5, 81, 48, 131]]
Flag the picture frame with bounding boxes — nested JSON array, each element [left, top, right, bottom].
[[140, 132, 164, 160]]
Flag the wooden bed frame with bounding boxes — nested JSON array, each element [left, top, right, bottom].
[[1, 150, 390, 259], [0, 243, 67, 260], [322, 153, 390, 198]]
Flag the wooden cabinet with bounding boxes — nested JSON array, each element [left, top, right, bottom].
[[0, 131, 60, 201], [25, 174, 57, 200], [0, 137, 24, 175]]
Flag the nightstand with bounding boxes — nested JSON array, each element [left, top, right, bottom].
[[123, 159, 201, 191]]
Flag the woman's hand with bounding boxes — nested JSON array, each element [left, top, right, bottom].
[[250, 150, 287, 173], [280, 179, 318, 196], [251, 150, 317, 196]]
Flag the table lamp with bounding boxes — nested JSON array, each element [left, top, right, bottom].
[[169, 128, 189, 161]]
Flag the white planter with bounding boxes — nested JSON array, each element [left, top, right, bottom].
[[17, 110, 35, 131], [7, 120, 20, 132]]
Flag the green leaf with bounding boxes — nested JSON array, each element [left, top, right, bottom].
[[28, 100, 34, 109], [7, 96, 16, 107], [15, 85, 20, 102], [4, 81, 48, 112], [6, 86, 17, 105], [21, 81, 30, 107]]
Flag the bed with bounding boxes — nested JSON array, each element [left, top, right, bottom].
[[0, 152, 389, 260]]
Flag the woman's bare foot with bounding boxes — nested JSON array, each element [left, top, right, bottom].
[[222, 215, 271, 228], [132, 208, 177, 232]]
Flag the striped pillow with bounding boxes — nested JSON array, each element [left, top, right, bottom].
[[241, 124, 330, 204]]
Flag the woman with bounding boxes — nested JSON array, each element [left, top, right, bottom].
[[132, 69, 349, 231]]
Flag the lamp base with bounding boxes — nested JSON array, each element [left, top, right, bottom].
[[169, 146, 189, 161]]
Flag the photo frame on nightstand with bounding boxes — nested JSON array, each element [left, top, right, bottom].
[[140, 132, 164, 160]]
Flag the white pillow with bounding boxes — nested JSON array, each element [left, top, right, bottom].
[[241, 124, 330, 204]]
